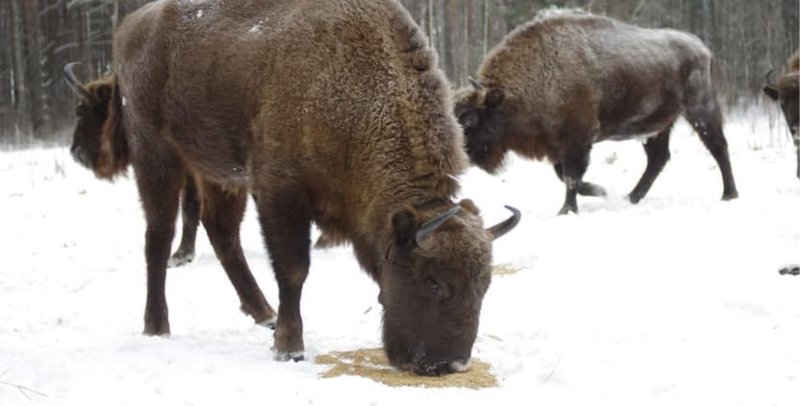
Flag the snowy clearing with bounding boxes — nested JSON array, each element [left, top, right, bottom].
[[1, 108, 799, 405]]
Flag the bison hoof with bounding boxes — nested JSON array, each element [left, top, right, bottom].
[[256, 316, 277, 330], [628, 193, 644, 205], [273, 350, 305, 362], [557, 205, 578, 216], [143, 321, 170, 336], [779, 266, 800, 276], [168, 251, 195, 268], [722, 190, 739, 201]]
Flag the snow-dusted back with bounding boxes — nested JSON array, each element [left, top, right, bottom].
[[1, 112, 799, 404], [532, 6, 587, 22]]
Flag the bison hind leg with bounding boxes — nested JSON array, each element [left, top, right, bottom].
[[683, 71, 738, 200], [578, 182, 606, 197], [201, 182, 277, 326], [168, 175, 201, 268]]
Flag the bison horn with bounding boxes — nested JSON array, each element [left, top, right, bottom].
[[487, 205, 521, 240], [765, 69, 778, 89], [63, 62, 98, 103], [468, 77, 484, 91], [415, 205, 461, 245]]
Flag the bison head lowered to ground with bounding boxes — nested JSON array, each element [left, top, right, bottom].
[[454, 11, 738, 214], [68, 0, 520, 376], [763, 50, 799, 178]]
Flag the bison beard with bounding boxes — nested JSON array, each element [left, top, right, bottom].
[[454, 10, 739, 214], [65, 0, 520, 375]]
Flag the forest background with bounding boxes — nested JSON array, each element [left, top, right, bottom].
[[1, 0, 797, 145]]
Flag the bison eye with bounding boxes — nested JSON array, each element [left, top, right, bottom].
[[459, 111, 479, 129], [424, 278, 441, 294]]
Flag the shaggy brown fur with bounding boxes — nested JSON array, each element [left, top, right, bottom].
[[69, 72, 277, 325], [69, 75, 128, 180], [764, 50, 799, 178], [70, 0, 519, 375], [454, 11, 738, 214]]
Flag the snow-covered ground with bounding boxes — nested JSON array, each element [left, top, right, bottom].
[[1, 108, 799, 405]]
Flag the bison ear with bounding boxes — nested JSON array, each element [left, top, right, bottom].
[[458, 110, 480, 128], [91, 83, 113, 106], [485, 88, 505, 108], [763, 85, 779, 101], [391, 207, 419, 249]]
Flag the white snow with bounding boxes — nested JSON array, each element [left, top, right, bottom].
[[533, 6, 587, 22], [1, 109, 799, 405], [248, 20, 266, 35]]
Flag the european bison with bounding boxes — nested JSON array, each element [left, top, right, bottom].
[[66, 0, 519, 376], [763, 50, 799, 178], [454, 10, 738, 214]]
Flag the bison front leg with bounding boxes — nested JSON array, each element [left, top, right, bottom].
[[629, 125, 672, 204], [201, 183, 277, 327], [557, 142, 592, 215], [553, 163, 606, 197], [135, 159, 185, 336], [255, 188, 312, 361], [168, 174, 200, 268]]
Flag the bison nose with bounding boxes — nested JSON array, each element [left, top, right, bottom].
[[70, 145, 81, 160], [449, 358, 471, 373], [414, 357, 472, 376], [70, 145, 90, 167]]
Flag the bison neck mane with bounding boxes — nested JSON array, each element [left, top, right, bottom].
[[93, 74, 129, 180], [332, 1, 469, 280]]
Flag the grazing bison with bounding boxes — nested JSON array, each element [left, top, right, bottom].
[[763, 50, 799, 178], [66, 0, 519, 376], [454, 11, 738, 214]]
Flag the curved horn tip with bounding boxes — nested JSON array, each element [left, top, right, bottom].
[[765, 69, 778, 86], [488, 205, 521, 240], [468, 77, 484, 91], [63, 62, 97, 103]]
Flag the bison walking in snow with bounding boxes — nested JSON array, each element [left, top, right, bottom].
[[65, 0, 519, 375], [454, 10, 738, 214], [763, 50, 799, 178]]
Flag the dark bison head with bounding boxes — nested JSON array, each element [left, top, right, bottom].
[[63, 63, 128, 180], [379, 200, 520, 375], [764, 71, 799, 136], [764, 69, 799, 178], [453, 78, 508, 173]]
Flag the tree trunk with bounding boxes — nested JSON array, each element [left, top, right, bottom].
[[10, 0, 30, 139]]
